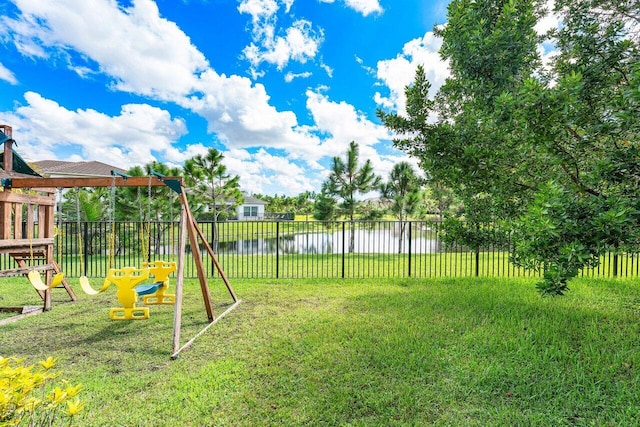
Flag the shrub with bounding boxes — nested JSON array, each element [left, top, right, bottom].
[[0, 356, 84, 426]]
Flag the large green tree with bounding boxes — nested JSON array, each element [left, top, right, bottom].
[[379, 0, 640, 295]]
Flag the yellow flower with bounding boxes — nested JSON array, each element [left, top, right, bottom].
[[39, 357, 56, 371], [64, 383, 83, 398], [0, 390, 11, 407], [21, 397, 42, 412], [64, 398, 85, 417], [47, 387, 67, 406]]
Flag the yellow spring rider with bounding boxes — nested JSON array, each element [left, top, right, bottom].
[[80, 261, 176, 321]]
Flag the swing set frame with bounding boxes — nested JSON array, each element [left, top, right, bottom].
[[1, 174, 240, 359]]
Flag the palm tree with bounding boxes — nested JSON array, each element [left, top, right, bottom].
[[295, 191, 315, 220], [60, 187, 110, 256], [183, 148, 243, 251], [323, 141, 381, 252], [380, 162, 423, 253]]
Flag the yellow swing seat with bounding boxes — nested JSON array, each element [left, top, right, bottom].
[[27, 270, 65, 292], [78, 276, 111, 296]]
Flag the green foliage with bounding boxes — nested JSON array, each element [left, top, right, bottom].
[[255, 192, 316, 216], [379, 162, 425, 252], [183, 148, 243, 222], [122, 162, 183, 222], [379, 0, 640, 295], [0, 357, 84, 426], [512, 182, 640, 295], [312, 191, 337, 221], [318, 141, 382, 222], [198, 210, 229, 222], [60, 188, 109, 222], [379, 162, 424, 221], [183, 148, 243, 248]]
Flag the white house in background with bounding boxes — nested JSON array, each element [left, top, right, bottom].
[[236, 196, 267, 220]]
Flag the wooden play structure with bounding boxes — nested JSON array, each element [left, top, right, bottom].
[[0, 124, 240, 358], [0, 124, 77, 319]]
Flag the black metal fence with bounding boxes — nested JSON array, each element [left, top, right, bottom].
[[2, 220, 638, 280]]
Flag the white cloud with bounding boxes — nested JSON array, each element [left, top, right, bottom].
[[242, 19, 322, 72], [306, 89, 391, 154], [4, 0, 326, 167], [2, 91, 189, 168], [319, 0, 383, 16], [284, 71, 312, 82], [223, 147, 322, 195], [320, 62, 334, 78], [374, 31, 449, 115], [344, 0, 383, 16], [3, 0, 208, 100], [1, 0, 403, 196], [184, 69, 326, 165], [535, 0, 560, 36], [238, 0, 324, 76], [237, 0, 280, 23], [0, 63, 18, 85], [532, 0, 561, 81], [304, 88, 406, 181]]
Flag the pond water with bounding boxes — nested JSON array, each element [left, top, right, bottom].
[[217, 228, 441, 255]]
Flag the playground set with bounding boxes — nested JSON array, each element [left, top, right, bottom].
[[0, 125, 240, 358]]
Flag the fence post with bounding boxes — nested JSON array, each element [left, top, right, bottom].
[[475, 249, 480, 277], [613, 252, 618, 277], [408, 221, 412, 277], [276, 221, 280, 279], [341, 221, 346, 279]]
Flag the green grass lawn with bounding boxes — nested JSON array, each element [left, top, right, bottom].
[[1, 276, 640, 425]]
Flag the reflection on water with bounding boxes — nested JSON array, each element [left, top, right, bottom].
[[217, 228, 440, 255]]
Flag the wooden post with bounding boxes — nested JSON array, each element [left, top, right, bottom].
[[191, 218, 238, 302], [3, 137, 13, 173], [0, 202, 12, 239], [172, 201, 187, 357], [181, 192, 215, 321]]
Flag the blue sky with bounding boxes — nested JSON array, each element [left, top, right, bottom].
[[0, 0, 452, 196]]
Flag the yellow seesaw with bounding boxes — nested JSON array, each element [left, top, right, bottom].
[[79, 262, 177, 320]]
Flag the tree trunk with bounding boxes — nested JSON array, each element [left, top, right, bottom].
[[397, 218, 406, 254], [212, 215, 220, 253], [348, 214, 355, 253]]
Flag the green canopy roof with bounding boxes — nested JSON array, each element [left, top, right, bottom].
[[0, 131, 42, 177]]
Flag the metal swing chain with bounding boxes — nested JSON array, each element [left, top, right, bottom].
[[26, 188, 34, 264], [108, 175, 116, 269], [137, 186, 147, 264], [75, 187, 85, 275], [146, 176, 152, 262], [55, 187, 63, 268]]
